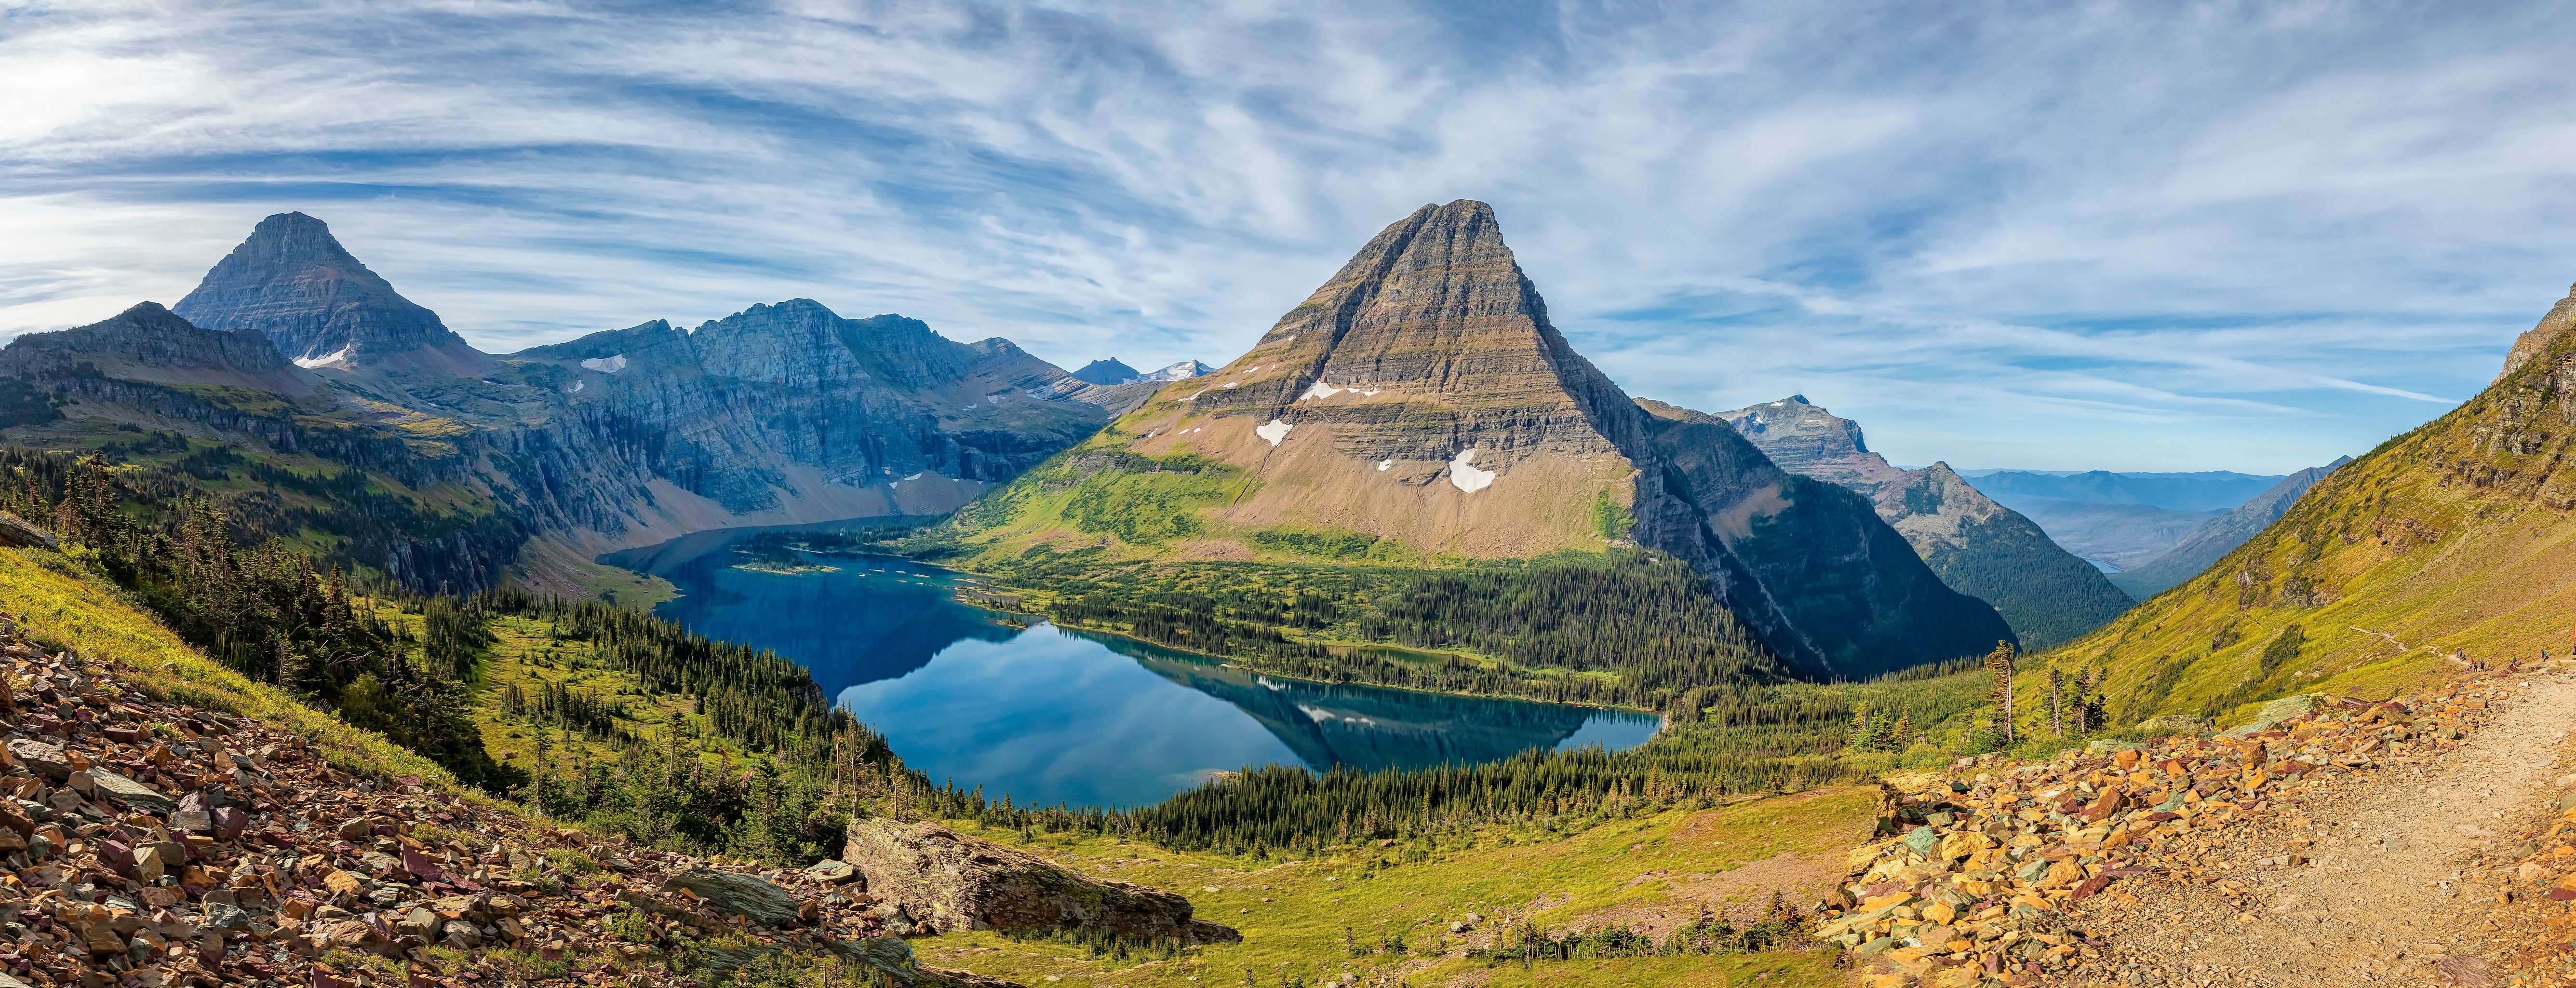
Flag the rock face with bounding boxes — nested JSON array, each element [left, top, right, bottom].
[[511, 301, 1114, 517], [2499, 281, 2576, 383], [950, 200, 2013, 676], [173, 212, 478, 364], [842, 817, 1240, 945], [2109, 456, 2352, 600], [1704, 395, 2134, 650]]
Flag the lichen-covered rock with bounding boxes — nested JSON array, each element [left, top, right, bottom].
[[0, 513, 56, 551], [660, 867, 800, 927], [843, 817, 1240, 944]]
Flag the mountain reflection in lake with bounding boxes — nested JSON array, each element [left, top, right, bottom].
[[602, 519, 1660, 808]]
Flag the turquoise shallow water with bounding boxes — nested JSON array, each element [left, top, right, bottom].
[[602, 520, 1660, 808]]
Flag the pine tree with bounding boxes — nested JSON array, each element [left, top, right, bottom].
[[2048, 668, 2064, 736], [1983, 641, 2018, 745]]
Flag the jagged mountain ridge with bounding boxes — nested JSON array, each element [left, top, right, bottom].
[[2108, 456, 2353, 599], [945, 199, 2013, 677], [1, 213, 1147, 593], [2058, 283, 2576, 722], [1694, 395, 2134, 650]]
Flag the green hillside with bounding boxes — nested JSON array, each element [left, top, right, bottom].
[[2023, 314, 2576, 727]]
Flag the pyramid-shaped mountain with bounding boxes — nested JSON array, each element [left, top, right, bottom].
[[2054, 284, 2576, 724], [173, 212, 484, 369], [946, 200, 2012, 677], [1693, 395, 2134, 650]]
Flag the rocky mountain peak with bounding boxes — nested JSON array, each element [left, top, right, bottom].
[[1072, 358, 1142, 385], [1170, 199, 1636, 467], [173, 212, 473, 363], [1715, 395, 1870, 467], [2498, 280, 2576, 383]]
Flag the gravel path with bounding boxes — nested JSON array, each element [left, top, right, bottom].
[[2066, 674, 2576, 987]]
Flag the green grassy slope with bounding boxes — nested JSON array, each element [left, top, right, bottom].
[[2025, 324, 2576, 728]]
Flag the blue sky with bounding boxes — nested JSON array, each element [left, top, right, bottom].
[[5, 0, 2576, 472]]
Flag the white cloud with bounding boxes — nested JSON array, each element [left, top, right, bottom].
[[2, 0, 2573, 472]]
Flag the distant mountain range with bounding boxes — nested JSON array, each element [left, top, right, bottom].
[[2106, 458, 2351, 599], [2062, 281, 2576, 724], [1070, 358, 1215, 386], [0, 212, 1164, 592], [1703, 395, 2134, 650]]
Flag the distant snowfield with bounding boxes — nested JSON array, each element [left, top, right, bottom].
[[1299, 379, 1342, 401], [1449, 449, 1495, 492], [580, 354, 628, 373], [293, 346, 349, 368], [1256, 419, 1294, 446]]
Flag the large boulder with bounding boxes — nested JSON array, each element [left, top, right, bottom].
[[842, 817, 1240, 945]]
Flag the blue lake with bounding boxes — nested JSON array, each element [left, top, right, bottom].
[[601, 520, 1661, 808]]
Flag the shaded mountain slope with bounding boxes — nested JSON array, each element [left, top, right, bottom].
[[1695, 395, 2134, 650], [935, 200, 2010, 679], [2047, 284, 2576, 726], [2109, 456, 2353, 599]]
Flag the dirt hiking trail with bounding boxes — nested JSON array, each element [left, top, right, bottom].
[[2066, 674, 2576, 987]]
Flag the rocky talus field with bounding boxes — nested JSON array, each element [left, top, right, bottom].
[[1835, 663, 2576, 988]]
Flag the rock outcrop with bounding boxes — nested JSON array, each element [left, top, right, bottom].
[[2108, 456, 2352, 600], [173, 212, 483, 367], [841, 817, 1240, 945], [1703, 395, 2134, 650], [0, 513, 57, 551], [2499, 281, 2576, 383]]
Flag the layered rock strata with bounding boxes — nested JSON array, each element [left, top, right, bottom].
[[173, 212, 483, 368]]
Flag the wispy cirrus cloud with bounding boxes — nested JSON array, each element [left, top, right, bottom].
[[4, 0, 2574, 472]]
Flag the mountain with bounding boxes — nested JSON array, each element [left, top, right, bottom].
[[1968, 469, 2286, 513], [1, 212, 1136, 594], [172, 212, 490, 374], [938, 200, 2012, 678], [1072, 358, 1142, 385], [2107, 456, 2353, 599], [1144, 359, 1216, 382], [2007, 499, 2225, 571], [2055, 282, 2576, 723], [1701, 394, 2133, 650]]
